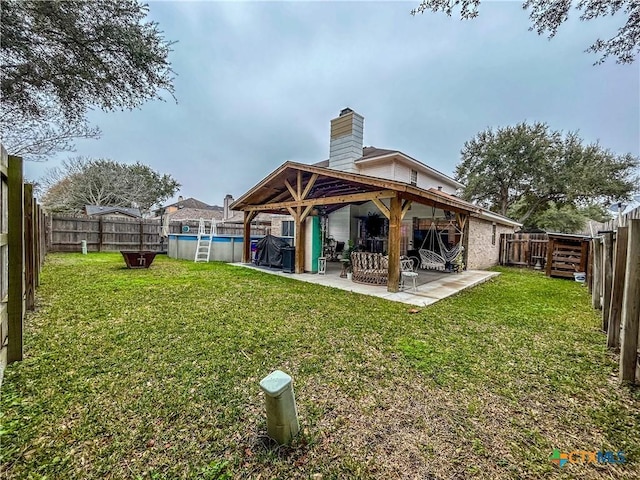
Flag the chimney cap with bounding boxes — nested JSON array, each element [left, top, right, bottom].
[[339, 107, 353, 116]]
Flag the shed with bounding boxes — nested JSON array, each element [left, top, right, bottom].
[[545, 233, 590, 278]]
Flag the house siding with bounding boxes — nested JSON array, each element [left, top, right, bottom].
[[466, 217, 516, 269], [358, 162, 392, 179], [328, 206, 352, 244]]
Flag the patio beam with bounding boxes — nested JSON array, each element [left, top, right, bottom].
[[284, 179, 298, 201], [244, 189, 397, 212], [371, 198, 390, 220], [301, 174, 319, 200], [387, 194, 401, 293], [401, 199, 412, 220], [393, 191, 474, 215]]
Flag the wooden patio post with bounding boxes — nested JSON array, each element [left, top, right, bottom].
[[294, 207, 305, 274], [387, 195, 401, 292], [242, 211, 256, 263]]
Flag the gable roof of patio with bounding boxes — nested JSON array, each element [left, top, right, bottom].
[[230, 161, 479, 216]]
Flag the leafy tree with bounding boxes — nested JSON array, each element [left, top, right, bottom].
[[455, 122, 639, 230], [411, 0, 640, 64], [41, 157, 180, 214], [1, 0, 174, 160], [523, 202, 611, 233], [1, 103, 100, 162]]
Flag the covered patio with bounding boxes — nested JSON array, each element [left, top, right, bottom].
[[231, 162, 481, 293], [233, 261, 499, 306]]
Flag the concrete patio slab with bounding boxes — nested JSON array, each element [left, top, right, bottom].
[[231, 262, 500, 307]]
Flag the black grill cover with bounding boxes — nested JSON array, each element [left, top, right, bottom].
[[254, 235, 291, 268]]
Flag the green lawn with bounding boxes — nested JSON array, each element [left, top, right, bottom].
[[1, 253, 638, 479]]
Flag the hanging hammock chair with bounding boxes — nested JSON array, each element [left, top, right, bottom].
[[436, 219, 464, 263], [418, 216, 446, 271], [418, 211, 464, 271]]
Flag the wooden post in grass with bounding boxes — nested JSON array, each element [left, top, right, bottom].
[[7, 155, 23, 363], [602, 232, 614, 332], [607, 227, 628, 350], [619, 219, 640, 384], [23, 184, 35, 311], [591, 238, 602, 310]]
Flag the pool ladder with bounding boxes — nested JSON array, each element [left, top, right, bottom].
[[194, 218, 213, 262]]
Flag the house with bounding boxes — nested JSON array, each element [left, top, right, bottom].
[[84, 205, 142, 219], [231, 108, 521, 291], [155, 196, 223, 222]]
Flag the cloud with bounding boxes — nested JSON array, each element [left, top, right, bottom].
[[25, 1, 639, 207]]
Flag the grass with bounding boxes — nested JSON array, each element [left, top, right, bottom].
[[1, 253, 638, 479]]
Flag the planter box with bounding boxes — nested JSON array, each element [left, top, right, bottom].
[[120, 251, 157, 269]]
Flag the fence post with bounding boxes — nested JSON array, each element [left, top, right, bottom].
[[619, 219, 640, 384], [607, 227, 628, 350], [591, 239, 602, 310], [601, 232, 614, 332], [7, 155, 23, 363], [98, 216, 103, 252], [23, 184, 35, 311], [139, 220, 144, 251]]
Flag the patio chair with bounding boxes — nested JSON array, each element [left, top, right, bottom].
[[400, 257, 419, 291]]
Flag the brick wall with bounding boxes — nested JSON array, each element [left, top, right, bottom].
[[466, 217, 516, 269]]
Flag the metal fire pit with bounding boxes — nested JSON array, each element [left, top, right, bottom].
[[120, 251, 157, 269]]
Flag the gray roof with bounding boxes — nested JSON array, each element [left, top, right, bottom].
[[163, 197, 220, 210], [85, 205, 142, 218]]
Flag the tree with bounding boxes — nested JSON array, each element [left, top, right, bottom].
[[1, 103, 100, 162], [455, 122, 639, 230], [411, 0, 640, 64], [41, 157, 180, 214], [1, 0, 174, 160]]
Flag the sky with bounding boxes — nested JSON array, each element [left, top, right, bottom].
[[24, 0, 640, 208]]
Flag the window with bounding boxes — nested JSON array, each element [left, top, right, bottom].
[[410, 169, 418, 186], [491, 224, 496, 245], [282, 220, 294, 237]]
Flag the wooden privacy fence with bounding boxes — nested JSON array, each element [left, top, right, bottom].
[[590, 217, 640, 385], [500, 232, 591, 278], [49, 215, 270, 253], [0, 147, 46, 383], [499, 233, 548, 268]]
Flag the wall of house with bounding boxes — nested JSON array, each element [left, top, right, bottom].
[[270, 215, 293, 238], [357, 162, 393, 180], [357, 159, 458, 194], [393, 161, 458, 194], [466, 217, 516, 269], [327, 205, 352, 244]]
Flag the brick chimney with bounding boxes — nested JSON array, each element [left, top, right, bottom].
[[223, 194, 234, 221], [329, 108, 364, 173]]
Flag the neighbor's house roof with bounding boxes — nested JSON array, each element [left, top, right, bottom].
[[84, 205, 141, 218], [163, 197, 219, 210], [313, 146, 464, 189], [165, 207, 224, 222], [231, 161, 480, 216]]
